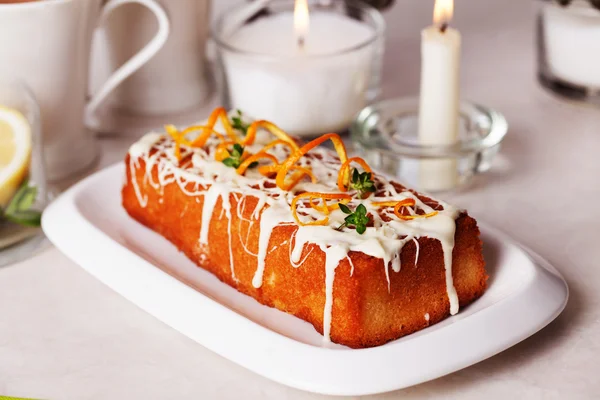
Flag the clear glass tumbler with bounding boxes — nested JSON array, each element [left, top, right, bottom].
[[0, 78, 49, 267], [213, 0, 385, 138], [537, 0, 600, 105]]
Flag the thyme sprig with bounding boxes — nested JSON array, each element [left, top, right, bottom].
[[337, 203, 369, 234]]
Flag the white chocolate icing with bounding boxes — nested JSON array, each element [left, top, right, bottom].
[[127, 115, 462, 343]]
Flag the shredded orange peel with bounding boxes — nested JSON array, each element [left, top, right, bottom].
[[337, 156, 373, 193], [236, 151, 279, 175], [276, 133, 348, 191], [243, 121, 299, 150], [166, 109, 299, 169], [165, 107, 439, 227], [291, 192, 352, 226], [285, 166, 317, 189], [372, 198, 438, 220], [165, 124, 191, 161], [191, 107, 239, 147]]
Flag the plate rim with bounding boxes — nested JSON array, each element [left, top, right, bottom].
[[42, 163, 569, 396]]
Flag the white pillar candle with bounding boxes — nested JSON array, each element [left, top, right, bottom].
[[219, 3, 378, 137], [418, 0, 460, 192], [543, 0, 600, 89]]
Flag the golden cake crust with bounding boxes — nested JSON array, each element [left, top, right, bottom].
[[122, 154, 487, 348]]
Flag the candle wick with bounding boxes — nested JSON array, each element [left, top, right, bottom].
[[297, 35, 305, 49], [439, 22, 448, 33]]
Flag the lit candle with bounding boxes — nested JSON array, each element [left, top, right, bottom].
[[217, 0, 380, 137], [418, 0, 460, 192]]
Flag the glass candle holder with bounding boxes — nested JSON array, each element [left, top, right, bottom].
[[213, 0, 385, 137], [0, 79, 49, 267], [351, 97, 508, 193], [537, 0, 600, 105]]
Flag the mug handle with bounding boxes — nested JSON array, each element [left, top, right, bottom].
[[85, 0, 170, 127]]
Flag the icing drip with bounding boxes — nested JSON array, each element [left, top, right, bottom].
[[199, 184, 227, 245], [199, 184, 237, 280], [322, 244, 349, 342], [223, 193, 237, 282], [413, 238, 420, 266], [129, 158, 148, 208], [442, 227, 459, 315], [253, 205, 288, 288], [347, 256, 355, 277], [128, 116, 462, 343]]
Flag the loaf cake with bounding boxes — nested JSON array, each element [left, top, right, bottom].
[[122, 107, 487, 348]]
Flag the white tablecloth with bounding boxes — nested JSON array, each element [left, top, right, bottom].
[[1, 1, 599, 398]]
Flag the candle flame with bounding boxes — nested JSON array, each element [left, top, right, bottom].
[[433, 0, 453, 32], [294, 0, 309, 48]]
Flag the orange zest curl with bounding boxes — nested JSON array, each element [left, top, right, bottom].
[[283, 166, 317, 190], [184, 125, 227, 146], [337, 156, 373, 192], [257, 164, 280, 176], [371, 199, 415, 208], [165, 124, 192, 161], [276, 133, 348, 191], [372, 198, 438, 220], [214, 140, 236, 162], [236, 151, 279, 175], [243, 120, 299, 150], [261, 139, 296, 153], [190, 107, 240, 147], [291, 192, 352, 226], [309, 196, 350, 213]]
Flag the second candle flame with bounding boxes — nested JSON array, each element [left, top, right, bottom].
[[433, 0, 453, 32], [294, 0, 310, 48]]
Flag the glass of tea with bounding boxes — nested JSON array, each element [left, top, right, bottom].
[[0, 78, 49, 267]]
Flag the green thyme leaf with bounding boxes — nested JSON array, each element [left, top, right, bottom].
[[339, 203, 352, 214], [232, 143, 244, 157], [231, 110, 250, 135], [349, 168, 377, 198], [221, 144, 259, 170], [336, 203, 369, 234], [222, 157, 239, 168], [356, 204, 367, 215]]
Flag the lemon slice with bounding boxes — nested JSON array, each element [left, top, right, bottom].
[[0, 106, 32, 208]]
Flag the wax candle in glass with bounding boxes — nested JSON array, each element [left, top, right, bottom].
[[537, 0, 600, 105], [418, 0, 461, 192], [213, 0, 385, 137], [0, 78, 49, 267]]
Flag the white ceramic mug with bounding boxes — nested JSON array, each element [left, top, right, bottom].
[[91, 0, 211, 117], [0, 0, 170, 181]]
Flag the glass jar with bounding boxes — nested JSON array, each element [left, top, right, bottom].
[[537, 0, 600, 105], [213, 0, 385, 138], [0, 78, 49, 267]]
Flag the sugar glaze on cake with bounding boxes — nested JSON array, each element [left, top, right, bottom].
[[126, 115, 462, 343]]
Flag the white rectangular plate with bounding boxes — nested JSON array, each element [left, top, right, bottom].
[[42, 164, 568, 396]]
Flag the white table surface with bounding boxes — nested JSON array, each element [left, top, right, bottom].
[[2, 0, 599, 399]]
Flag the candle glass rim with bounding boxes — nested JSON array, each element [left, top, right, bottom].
[[351, 97, 508, 158], [212, 0, 385, 60]]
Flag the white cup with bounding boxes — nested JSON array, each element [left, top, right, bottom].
[[91, 0, 212, 117], [0, 0, 170, 181]]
